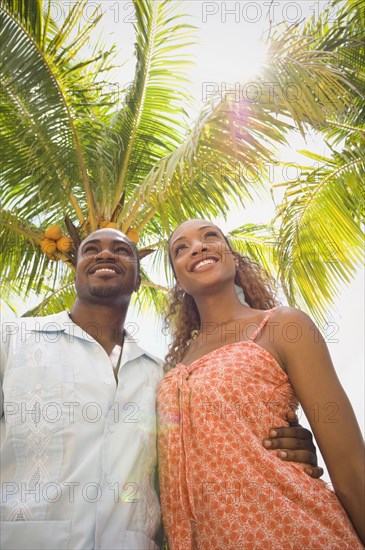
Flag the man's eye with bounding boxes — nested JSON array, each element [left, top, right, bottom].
[[83, 245, 98, 255], [115, 246, 132, 255]]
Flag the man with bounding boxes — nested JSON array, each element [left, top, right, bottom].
[[1, 229, 321, 549]]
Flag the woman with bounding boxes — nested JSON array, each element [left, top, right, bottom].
[[157, 219, 364, 549]]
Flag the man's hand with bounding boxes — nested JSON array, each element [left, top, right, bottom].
[[262, 410, 324, 478]]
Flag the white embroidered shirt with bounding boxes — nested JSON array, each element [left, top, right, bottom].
[[0, 311, 163, 550]]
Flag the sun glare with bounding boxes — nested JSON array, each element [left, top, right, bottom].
[[192, 23, 268, 105], [205, 38, 268, 83]]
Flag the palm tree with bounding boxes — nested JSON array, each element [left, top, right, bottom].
[[270, 0, 365, 322], [0, 0, 362, 322], [203, 0, 364, 324]]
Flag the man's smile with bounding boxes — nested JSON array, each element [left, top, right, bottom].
[[88, 263, 124, 275]]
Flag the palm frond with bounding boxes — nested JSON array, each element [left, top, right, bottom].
[[106, 0, 196, 219], [1, 0, 43, 43], [274, 143, 365, 323], [21, 279, 76, 317], [0, 209, 72, 298], [0, 6, 82, 219], [261, 24, 354, 135], [301, 0, 365, 137], [228, 224, 278, 277]]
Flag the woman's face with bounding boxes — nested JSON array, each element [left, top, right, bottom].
[[169, 219, 236, 296]]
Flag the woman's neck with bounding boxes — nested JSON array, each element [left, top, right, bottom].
[[193, 285, 251, 332]]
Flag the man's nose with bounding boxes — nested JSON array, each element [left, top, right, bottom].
[[95, 248, 116, 259]]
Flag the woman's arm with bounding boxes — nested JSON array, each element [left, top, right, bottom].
[[276, 307, 364, 544]]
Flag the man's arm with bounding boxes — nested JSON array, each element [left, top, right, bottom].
[[262, 410, 324, 478], [0, 320, 14, 417]]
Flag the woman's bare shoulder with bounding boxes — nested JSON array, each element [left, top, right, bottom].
[[272, 305, 314, 326]]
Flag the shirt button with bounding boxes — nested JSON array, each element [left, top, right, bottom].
[[35, 384, 42, 390], [109, 425, 115, 433], [106, 477, 112, 484], [105, 378, 112, 385]]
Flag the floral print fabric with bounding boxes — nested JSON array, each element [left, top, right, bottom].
[[157, 310, 362, 549]]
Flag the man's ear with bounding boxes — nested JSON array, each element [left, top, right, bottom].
[[134, 274, 141, 293], [138, 248, 154, 260]]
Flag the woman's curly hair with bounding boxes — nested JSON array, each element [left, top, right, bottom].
[[163, 235, 280, 371]]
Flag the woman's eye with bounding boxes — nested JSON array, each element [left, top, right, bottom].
[[174, 244, 186, 256], [204, 231, 219, 239]]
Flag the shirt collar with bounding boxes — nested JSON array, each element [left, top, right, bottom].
[[121, 335, 162, 367], [26, 310, 161, 367]]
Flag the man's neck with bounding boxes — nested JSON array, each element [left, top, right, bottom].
[[69, 300, 128, 355]]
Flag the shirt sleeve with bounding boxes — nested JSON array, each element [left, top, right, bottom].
[[0, 320, 17, 417]]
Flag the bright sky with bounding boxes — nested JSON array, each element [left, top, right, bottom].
[[3, 1, 363, 483]]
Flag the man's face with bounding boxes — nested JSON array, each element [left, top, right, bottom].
[[75, 229, 141, 304]]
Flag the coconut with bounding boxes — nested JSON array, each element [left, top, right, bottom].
[[44, 225, 62, 240], [126, 229, 139, 243], [41, 238, 57, 255], [56, 236, 73, 252]]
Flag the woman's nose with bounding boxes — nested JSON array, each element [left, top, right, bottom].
[[191, 242, 208, 256]]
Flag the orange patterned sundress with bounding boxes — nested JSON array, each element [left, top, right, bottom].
[[157, 309, 363, 549]]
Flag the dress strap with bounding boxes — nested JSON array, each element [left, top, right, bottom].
[[249, 307, 278, 342]]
